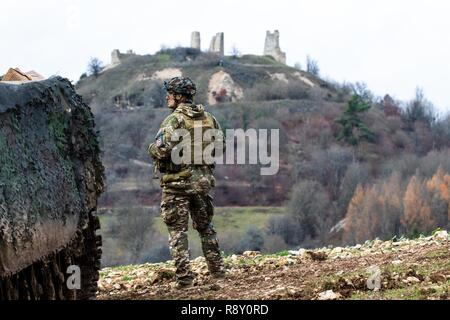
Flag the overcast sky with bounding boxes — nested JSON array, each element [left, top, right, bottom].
[[1, 0, 449, 113]]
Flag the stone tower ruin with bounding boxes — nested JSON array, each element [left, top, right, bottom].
[[111, 49, 136, 66], [264, 30, 286, 64], [191, 31, 201, 50], [209, 32, 224, 56]]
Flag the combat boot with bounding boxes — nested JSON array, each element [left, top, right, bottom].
[[210, 268, 229, 279], [173, 281, 194, 290], [172, 271, 196, 289]]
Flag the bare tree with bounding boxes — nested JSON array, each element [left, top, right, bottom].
[[338, 162, 371, 216], [310, 146, 353, 200], [87, 57, 104, 77], [351, 82, 374, 103], [288, 180, 331, 241], [229, 45, 241, 58], [112, 207, 156, 264], [306, 55, 320, 76], [403, 87, 436, 129]]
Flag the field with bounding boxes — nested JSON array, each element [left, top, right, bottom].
[[153, 206, 285, 238], [99, 206, 287, 266]]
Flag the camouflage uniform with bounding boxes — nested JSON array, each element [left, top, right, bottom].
[[148, 100, 225, 285]]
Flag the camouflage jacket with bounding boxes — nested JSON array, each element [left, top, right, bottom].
[[148, 103, 224, 194]]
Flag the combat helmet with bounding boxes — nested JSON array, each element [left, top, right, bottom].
[[164, 77, 197, 97]]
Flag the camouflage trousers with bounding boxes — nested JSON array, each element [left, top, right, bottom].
[[160, 190, 224, 284]]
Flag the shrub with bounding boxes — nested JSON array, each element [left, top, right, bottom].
[[156, 46, 201, 62], [262, 234, 289, 253], [142, 241, 172, 263], [101, 206, 158, 266], [306, 55, 319, 76], [288, 180, 331, 241], [143, 80, 166, 108], [244, 82, 309, 101], [309, 146, 354, 200], [266, 215, 302, 245], [236, 227, 265, 252], [402, 88, 436, 130]]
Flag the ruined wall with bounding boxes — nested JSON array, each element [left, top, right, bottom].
[[111, 49, 136, 66], [263, 30, 286, 64], [209, 32, 224, 56], [191, 31, 201, 50]]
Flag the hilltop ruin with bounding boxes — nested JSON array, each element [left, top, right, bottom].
[[108, 30, 287, 67], [264, 30, 286, 64], [190, 31, 201, 50], [208, 32, 225, 56], [111, 49, 136, 66]]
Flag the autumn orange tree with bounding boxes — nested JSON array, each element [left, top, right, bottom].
[[343, 171, 405, 244], [342, 168, 450, 244], [376, 172, 403, 238], [425, 166, 450, 227], [343, 184, 368, 244], [401, 175, 435, 236]]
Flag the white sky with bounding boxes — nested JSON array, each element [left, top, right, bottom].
[[1, 0, 449, 113]]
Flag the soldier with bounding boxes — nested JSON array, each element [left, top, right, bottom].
[[148, 77, 226, 289]]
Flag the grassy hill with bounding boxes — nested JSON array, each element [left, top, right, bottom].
[[76, 47, 450, 266], [75, 48, 349, 210], [77, 49, 329, 109]]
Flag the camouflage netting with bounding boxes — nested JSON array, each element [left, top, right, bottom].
[[0, 77, 104, 277]]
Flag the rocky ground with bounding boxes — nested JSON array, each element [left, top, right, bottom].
[[97, 231, 449, 300]]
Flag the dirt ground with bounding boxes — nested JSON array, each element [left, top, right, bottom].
[[97, 231, 450, 300]]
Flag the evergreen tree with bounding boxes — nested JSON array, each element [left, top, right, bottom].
[[335, 94, 375, 161]]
